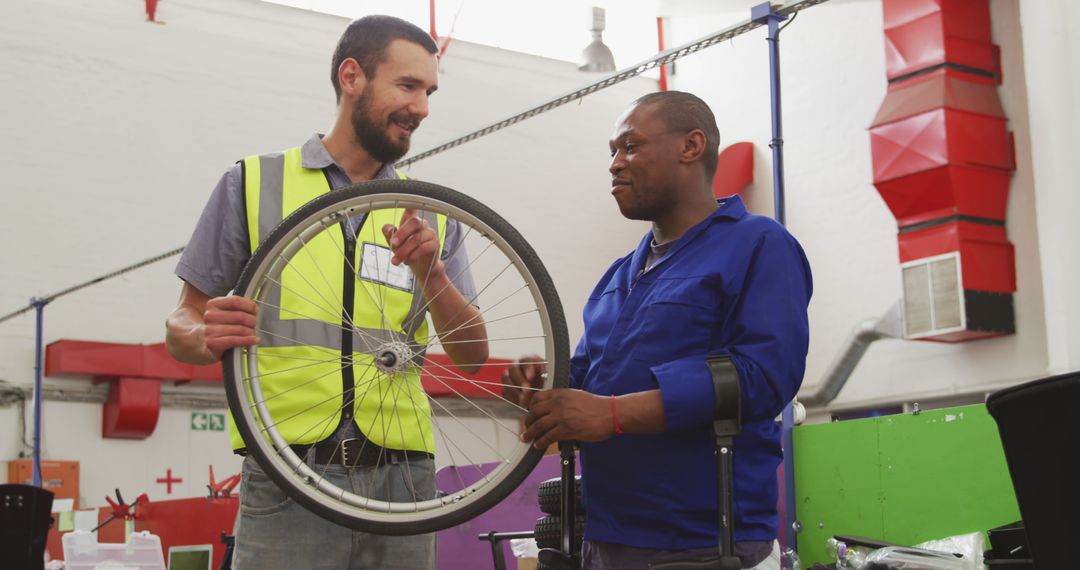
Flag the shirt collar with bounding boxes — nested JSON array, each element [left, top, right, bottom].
[[299, 133, 398, 180], [300, 133, 336, 169], [713, 194, 748, 220], [630, 194, 749, 277]]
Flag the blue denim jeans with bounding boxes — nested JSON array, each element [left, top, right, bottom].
[[232, 455, 436, 570]]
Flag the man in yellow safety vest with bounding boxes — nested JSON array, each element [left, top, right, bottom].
[[166, 15, 487, 569]]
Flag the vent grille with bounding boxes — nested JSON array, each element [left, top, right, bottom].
[[901, 253, 964, 338]]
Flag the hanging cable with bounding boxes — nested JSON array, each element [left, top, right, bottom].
[[778, 11, 799, 35], [0, 381, 32, 456], [0, 247, 184, 324], [399, 0, 829, 167], [0, 0, 830, 324]]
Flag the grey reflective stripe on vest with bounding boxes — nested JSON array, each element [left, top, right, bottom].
[[252, 154, 432, 353], [257, 264, 412, 351], [258, 316, 408, 350], [258, 153, 287, 245]]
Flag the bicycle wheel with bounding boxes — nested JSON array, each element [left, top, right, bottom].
[[223, 178, 568, 535]]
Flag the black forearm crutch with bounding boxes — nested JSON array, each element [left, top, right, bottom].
[[651, 355, 742, 570], [709, 355, 743, 570]]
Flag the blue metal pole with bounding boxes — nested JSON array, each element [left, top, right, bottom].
[[766, 21, 787, 227], [752, 1, 796, 552], [31, 297, 47, 488]]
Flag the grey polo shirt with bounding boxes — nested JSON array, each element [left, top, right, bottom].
[[176, 133, 476, 303]]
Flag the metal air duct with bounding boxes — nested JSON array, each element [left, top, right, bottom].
[[870, 0, 1016, 342]]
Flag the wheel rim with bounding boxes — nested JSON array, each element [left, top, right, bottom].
[[224, 180, 567, 533]]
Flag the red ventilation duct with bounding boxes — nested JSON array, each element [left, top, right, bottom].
[[870, 0, 1015, 342], [712, 142, 755, 198]]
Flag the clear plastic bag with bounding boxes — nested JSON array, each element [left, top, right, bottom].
[[510, 537, 540, 559], [912, 532, 984, 569], [857, 531, 985, 569], [781, 546, 802, 570], [860, 546, 968, 569]]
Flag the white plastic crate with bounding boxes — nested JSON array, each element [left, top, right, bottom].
[[62, 530, 166, 570]]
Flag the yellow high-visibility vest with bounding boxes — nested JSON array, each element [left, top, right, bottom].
[[230, 146, 445, 454]]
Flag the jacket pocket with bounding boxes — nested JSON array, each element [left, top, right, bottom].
[[630, 279, 722, 364]]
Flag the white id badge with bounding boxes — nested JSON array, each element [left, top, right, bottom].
[[358, 242, 416, 291]]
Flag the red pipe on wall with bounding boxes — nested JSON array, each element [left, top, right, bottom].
[[429, 0, 438, 40], [657, 17, 668, 92], [870, 0, 1015, 341]]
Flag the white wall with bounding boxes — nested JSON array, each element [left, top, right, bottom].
[[0, 0, 654, 505], [1018, 0, 1080, 375], [658, 0, 1056, 413]]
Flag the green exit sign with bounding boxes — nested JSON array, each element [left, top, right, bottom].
[[191, 412, 226, 431]]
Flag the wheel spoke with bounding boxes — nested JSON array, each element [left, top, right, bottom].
[[436, 335, 547, 346], [419, 359, 527, 439], [288, 231, 362, 332], [256, 271, 403, 352], [241, 355, 343, 383], [324, 213, 395, 337], [414, 287, 524, 358], [401, 228, 491, 334], [422, 370, 542, 412]]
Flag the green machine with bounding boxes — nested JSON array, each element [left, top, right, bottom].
[[793, 404, 1021, 565]]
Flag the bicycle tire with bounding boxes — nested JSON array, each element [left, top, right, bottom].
[[223, 178, 568, 535], [534, 514, 585, 551], [537, 475, 582, 516]]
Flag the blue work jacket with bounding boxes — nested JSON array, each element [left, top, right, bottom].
[[572, 195, 812, 550]]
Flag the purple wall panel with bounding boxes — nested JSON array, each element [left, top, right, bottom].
[[436, 454, 578, 570]]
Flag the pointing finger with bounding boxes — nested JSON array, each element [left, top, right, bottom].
[[399, 208, 419, 225]]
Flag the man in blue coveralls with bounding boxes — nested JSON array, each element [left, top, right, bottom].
[[505, 91, 812, 570]]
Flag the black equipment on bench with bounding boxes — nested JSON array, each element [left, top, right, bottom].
[[0, 483, 54, 570], [986, 370, 1080, 570]]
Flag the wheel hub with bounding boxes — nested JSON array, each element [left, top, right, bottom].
[[374, 341, 413, 374]]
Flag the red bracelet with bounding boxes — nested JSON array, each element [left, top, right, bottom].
[[611, 395, 624, 435]]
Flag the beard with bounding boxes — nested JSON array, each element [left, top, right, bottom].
[[350, 91, 419, 163]]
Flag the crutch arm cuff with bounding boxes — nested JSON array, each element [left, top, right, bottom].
[[706, 354, 741, 438]]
